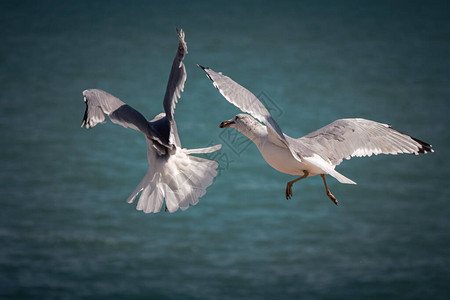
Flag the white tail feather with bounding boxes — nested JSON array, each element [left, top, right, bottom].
[[303, 154, 357, 185], [127, 147, 220, 213], [326, 168, 357, 185]]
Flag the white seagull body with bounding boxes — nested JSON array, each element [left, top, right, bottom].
[[80, 30, 221, 213], [200, 65, 433, 205]]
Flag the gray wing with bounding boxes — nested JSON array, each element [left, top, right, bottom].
[[199, 65, 287, 145], [163, 28, 188, 147], [296, 118, 433, 166], [81, 89, 124, 128], [81, 89, 171, 153]]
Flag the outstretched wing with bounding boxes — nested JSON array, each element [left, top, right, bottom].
[[297, 118, 434, 166], [199, 66, 287, 146], [81, 89, 171, 152], [163, 28, 188, 147], [81, 89, 124, 128]]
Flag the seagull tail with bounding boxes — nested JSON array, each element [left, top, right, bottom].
[[303, 155, 357, 185], [326, 169, 357, 185], [126, 146, 220, 213]]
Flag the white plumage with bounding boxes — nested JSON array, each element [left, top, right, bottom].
[[81, 30, 221, 213], [201, 66, 433, 205]]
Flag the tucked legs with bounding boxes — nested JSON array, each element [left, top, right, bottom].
[[321, 174, 338, 206], [285, 170, 309, 200]]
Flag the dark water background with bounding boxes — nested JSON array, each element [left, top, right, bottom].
[[1, 1, 449, 299]]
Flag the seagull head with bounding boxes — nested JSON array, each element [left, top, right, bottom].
[[219, 114, 256, 129], [219, 114, 265, 143]]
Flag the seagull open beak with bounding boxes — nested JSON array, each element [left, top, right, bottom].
[[219, 120, 235, 128]]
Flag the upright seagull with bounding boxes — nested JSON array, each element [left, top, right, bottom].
[[199, 65, 433, 205], [80, 30, 221, 213]]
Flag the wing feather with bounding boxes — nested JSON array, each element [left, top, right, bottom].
[[81, 89, 124, 128], [199, 66, 287, 145], [81, 89, 171, 153], [163, 28, 188, 147], [298, 118, 433, 166]]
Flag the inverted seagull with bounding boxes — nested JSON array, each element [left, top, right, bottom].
[[199, 65, 433, 205], [80, 29, 221, 213]]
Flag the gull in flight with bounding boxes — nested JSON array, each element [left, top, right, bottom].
[[81, 29, 221, 213], [199, 65, 433, 205]]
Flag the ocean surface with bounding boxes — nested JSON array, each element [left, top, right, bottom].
[[1, 1, 449, 299]]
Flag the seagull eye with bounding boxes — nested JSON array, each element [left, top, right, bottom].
[[235, 116, 239, 120]]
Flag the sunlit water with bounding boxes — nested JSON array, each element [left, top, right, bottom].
[[1, 1, 449, 299]]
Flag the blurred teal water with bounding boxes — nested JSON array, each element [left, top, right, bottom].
[[1, 1, 449, 299]]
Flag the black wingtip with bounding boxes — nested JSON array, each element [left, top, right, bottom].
[[411, 136, 434, 154], [391, 127, 434, 154], [197, 64, 214, 82], [81, 101, 88, 128]]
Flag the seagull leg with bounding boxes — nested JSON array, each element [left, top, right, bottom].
[[320, 174, 338, 206], [285, 170, 309, 200]]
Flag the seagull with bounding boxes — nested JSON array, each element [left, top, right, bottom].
[[80, 29, 221, 213], [199, 65, 433, 205]]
